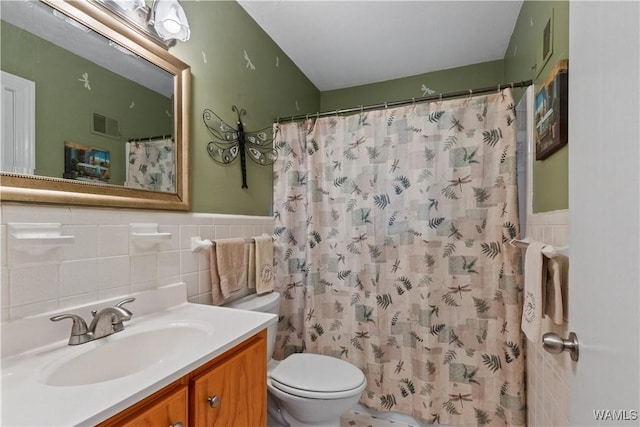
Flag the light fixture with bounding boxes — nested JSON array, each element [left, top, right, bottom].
[[94, 0, 190, 48], [152, 0, 190, 42]]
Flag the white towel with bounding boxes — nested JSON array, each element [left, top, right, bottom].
[[544, 257, 566, 324], [253, 235, 274, 294], [521, 241, 546, 342]]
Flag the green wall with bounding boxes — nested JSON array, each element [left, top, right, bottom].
[[168, 1, 320, 215], [3, 1, 568, 215], [321, 60, 504, 111], [504, 1, 569, 212], [1, 21, 173, 186]]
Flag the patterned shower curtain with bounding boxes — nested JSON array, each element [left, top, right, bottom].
[[272, 89, 525, 426], [125, 138, 175, 192]]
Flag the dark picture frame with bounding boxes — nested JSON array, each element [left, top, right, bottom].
[[535, 60, 568, 160], [64, 141, 111, 183]]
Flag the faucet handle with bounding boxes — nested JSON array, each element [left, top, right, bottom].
[[50, 314, 91, 345], [115, 297, 135, 309], [115, 297, 135, 317]]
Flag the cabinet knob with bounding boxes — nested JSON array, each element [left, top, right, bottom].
[[169, 423, 183, 427], [207, 395, 221, 408]]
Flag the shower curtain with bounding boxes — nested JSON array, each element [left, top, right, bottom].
[[125, 138, 175, 192], [272, 89, 525, 426]]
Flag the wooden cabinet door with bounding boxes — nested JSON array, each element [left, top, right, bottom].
[[190, 335, 267, 427], [118, 385, 188, 427]]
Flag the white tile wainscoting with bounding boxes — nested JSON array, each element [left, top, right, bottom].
[[1, 202, 570, 426], [0, 203, 274, 321], [525, 209, 571, 427]]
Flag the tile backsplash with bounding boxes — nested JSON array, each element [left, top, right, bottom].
[[525, 209, 571, 427], [0, 203, 274, 322]]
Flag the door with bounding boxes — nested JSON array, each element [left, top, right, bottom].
[[1, 71, 35, 174], [568, 2, 639, 425]]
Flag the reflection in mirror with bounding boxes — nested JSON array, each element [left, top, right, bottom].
[[1, 0, 174, 191], [0, 0, 190, 210]]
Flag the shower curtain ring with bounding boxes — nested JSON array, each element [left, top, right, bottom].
[[360, 105, 364, 113], [384, 102, 388, 109], [468, 89, 473, 99], [497, 84, 501, 92], [439, 93, 443, 102], [306, 113, 309, 121], [511, 82, 514, 89], [412, 97, 416, 105]]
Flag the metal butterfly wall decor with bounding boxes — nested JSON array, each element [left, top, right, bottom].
[[204, 105, 277, 188]]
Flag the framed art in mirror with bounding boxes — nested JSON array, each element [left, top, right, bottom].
[[0, 0, 191, 210]]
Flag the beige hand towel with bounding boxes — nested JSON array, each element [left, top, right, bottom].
[[248, 243, 256, 289], [521, 241, 546, 342], [210, 244, 224, 305], [254, 235, 274, 294], [214, 238, 247, 298], [544, 257, 566, 324]]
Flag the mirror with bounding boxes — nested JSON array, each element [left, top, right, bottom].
[[0, 0, 190, 210]]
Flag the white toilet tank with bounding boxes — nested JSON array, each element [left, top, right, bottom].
[[224, 292, 280, 361]]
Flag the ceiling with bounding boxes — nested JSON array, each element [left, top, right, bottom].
[[237, 1, 524, 92]]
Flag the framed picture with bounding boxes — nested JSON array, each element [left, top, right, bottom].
[[535, 60, 568, 160], [64, 141, 111, 183]]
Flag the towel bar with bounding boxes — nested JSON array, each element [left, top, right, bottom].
[[191, 236, 257, 252], [508, 238, 569, 258]]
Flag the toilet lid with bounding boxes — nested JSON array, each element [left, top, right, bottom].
[[270, 353, 365, 394]]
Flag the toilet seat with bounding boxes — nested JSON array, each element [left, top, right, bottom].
[[269, 353, 366, 400]]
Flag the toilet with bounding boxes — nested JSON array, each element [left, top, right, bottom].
[[225, 292, 366, 427]]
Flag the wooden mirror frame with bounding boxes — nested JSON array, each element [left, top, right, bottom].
[[0, 0, 191, 211]]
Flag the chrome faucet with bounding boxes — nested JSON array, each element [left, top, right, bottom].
[[51, 298, 135, 345]]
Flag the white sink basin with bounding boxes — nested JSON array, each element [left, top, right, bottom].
[[40, 322, 210, 387], [1, 283, 277, 427]]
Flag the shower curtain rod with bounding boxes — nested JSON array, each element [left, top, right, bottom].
[[279, 80, 532, 122]]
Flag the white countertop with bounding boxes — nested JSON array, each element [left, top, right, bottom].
[[0, 283, 276, 426]]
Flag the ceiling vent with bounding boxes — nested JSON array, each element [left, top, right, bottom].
[[92, 112, 120, 139]]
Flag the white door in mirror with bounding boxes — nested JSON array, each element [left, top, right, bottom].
[[1, 71, 35, 175]]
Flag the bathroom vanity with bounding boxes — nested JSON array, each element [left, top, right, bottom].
[[0, 283, 275, 426]]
